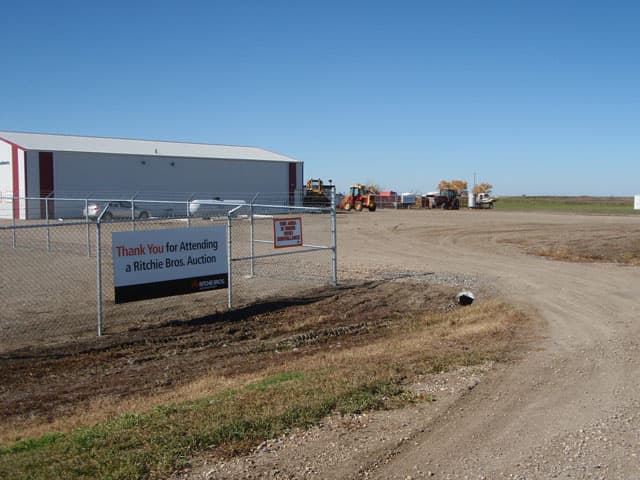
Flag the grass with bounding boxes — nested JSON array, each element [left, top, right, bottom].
[[0, 299, 529, 480], [1, 375, 394, 479], [497, 196, 639, 215], [493, 196, 640, 265], [535, 244, 640, 266], [0, 376, 398, 480]]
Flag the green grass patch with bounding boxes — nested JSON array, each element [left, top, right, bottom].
[[1, 433, 64, 455], [498, 196, 638, 215], [246, 371, 305, 391], [0, 371, 400, 480]]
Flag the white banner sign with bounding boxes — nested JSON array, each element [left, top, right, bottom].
[[112, 226, 227, 303]]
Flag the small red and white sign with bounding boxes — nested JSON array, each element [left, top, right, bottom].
[[273, 217, 303, 248]]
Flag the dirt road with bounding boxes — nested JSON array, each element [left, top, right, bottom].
[[194, 210, 640, 479]]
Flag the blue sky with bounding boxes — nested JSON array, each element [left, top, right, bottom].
[[1, 1, 639, 195]]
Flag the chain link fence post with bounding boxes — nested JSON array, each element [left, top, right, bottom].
[[96, 216, 104, 337], [249, 195, 258, 278], [227, 212, 233, 309], [85, 198, 91, 257], [226, 203, 245, 309], [331, 187, 338, 287], [12, 207, 16, 248], [187, 194, 194, 228], [45, 193, 52, 253], [131, 195, 137, 231]]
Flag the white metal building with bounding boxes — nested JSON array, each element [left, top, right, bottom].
[[0, 131, 303, 219]]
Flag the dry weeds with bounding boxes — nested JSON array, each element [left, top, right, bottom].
[[4, 296, 524, 444], [501, 227, 640, 266]]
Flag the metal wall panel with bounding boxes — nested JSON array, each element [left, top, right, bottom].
[[50, 151, 294, 217]]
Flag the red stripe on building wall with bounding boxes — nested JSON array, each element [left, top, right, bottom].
[[288, 162, 297, 205], [23, 151, 29, 219], [39, 152, 54, 218], [12, 145, 19, 219]]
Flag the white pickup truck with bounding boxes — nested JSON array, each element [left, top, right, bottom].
[[469, 193, 497, 209]]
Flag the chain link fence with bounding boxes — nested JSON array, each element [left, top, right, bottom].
[[226, 202, 336, 306], [0, 194, 336, 353]]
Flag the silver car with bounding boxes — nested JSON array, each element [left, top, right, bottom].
[[83, 201, 150, 220]]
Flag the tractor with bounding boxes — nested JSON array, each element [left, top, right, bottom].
[[434, 189, 461, 209], [339, 184, 377, 212]]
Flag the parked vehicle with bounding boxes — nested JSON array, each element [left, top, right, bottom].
[[188, 198, 246, 218], [469, 192, 497, 209], [338, 184, 377, 212], [83, 201, 150, 220], [303, 179, 333, 207], [433, 189, 461, 209]]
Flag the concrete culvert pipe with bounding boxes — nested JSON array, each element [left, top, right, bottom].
[[456, 291, 475, 305]]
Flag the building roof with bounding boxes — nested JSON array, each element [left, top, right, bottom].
[[0, 131, 300, 163]]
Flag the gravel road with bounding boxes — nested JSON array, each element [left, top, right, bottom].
[[185, 209, 640, 479]]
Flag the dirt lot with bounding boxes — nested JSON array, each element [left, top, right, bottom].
[[189, 210, 640, 479], [3, 209, 640, 479]]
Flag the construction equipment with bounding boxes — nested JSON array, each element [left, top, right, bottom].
[[339, 184, 377, 212], [433, 189, 461, 209], [303, 179, 333, 207]]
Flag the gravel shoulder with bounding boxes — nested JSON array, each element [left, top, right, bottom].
[[184, 209, 640, 479]]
